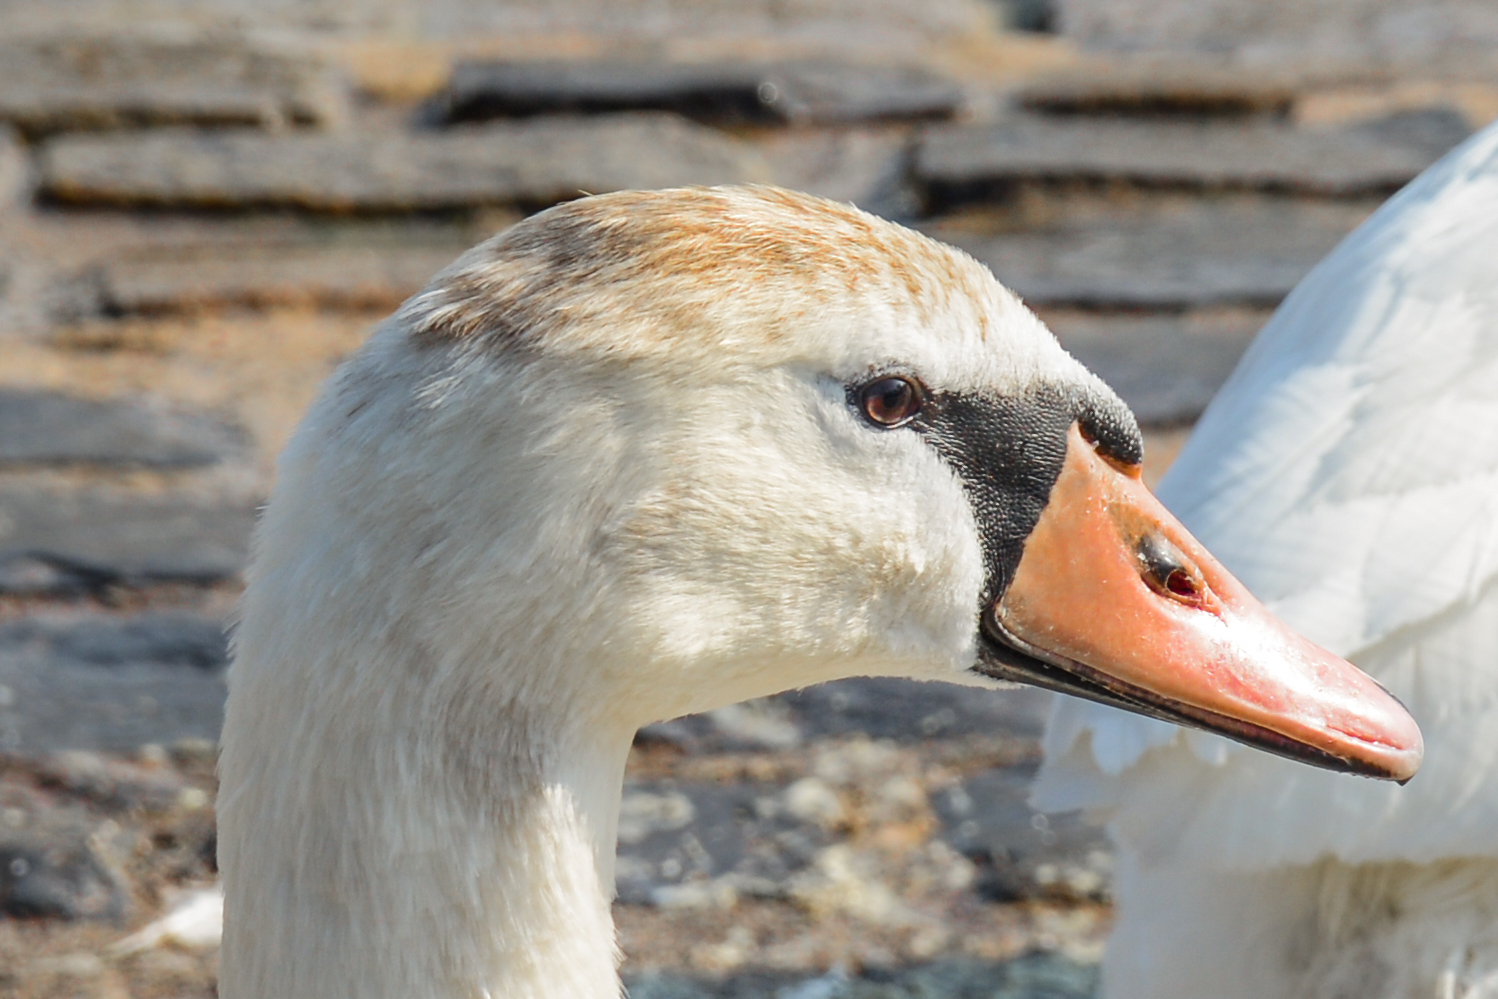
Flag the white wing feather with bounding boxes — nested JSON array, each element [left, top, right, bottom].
[[1036, 120, 1498, 866]]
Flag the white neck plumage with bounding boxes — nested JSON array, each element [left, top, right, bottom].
[[220, 643, 636, 999]]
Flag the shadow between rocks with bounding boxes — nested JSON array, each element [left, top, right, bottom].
[[625, 953, 1098, 999]]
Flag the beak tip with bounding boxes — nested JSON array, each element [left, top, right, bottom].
[[1385, 749, 1422, 785], [1390, 731, 1424, 785], [1345, 709, 1422, 783], [1351, 682, 1424, 783]]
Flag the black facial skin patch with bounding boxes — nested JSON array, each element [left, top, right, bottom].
[[888, 380, 1172, 705], [905, 381, 1140, 608]]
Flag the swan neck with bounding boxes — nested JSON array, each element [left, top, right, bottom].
[[219, 699, 633, 999]]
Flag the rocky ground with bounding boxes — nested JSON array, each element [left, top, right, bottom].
[[0, 2, 1491, 996]]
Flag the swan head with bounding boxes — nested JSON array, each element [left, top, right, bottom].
[[247, 186, 1421, 782]]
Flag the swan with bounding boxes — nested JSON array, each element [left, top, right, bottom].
[[213, 185, 1421, 998], [1036, 120, 1498, 999]]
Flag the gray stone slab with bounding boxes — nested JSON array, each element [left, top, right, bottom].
[[100, 245, 461, 314], [0, 613, 228, 670], [617, 754, 1103, 909], [0, 838, 125, 920], [615, 779, 830, 904], [760, 63, 965, 125], [1354, 106, 1475, 162], [41, 114, 769, 211], [923, 198, 1370, 309], [0, 36, 349, 137], [0, 612, 228, 753], [443, 61, 963, 126], [0, 487, 256, 586], [0, 225, 57, 339], [0, 389, 246, 468], [1044, 309, 1266, 425], [917, 116, 1436, 199], [638, 678, 1052, 751], [625, 954, 1098, 999], [781, 678, 1051, 742], [0, 0, 997, 55], [0, 126, 30, 209], [934, 763, 1112, 902], [1016, 61, 1299, 117], [1055, 0, 1498, 74], [994, 0, 1058, 32]]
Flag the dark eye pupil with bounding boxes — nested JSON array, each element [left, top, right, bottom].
[[862, 378, 919, 426]]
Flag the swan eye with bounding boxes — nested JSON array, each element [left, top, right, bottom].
[[858, 377, 923, 428]]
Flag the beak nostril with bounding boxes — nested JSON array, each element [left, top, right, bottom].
[[1164, 568, 1199, 599], [1135, 532, 1205, 605]]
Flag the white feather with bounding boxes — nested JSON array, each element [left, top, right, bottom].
[[1036, 121, 1498, 997], [111, 886, 224, 955]]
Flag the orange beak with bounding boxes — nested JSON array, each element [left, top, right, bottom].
[[978, 424, 1423, 783]]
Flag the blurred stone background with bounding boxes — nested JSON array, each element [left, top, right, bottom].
[[0, 0, 1491, 995]]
